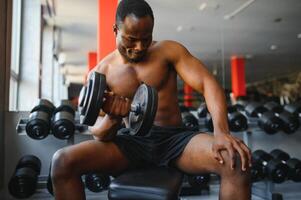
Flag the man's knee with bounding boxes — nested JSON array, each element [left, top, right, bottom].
[[219, 151, 250, 180], [51, 148, 76, 181]]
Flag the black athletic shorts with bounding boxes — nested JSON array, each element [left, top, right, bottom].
[[113, 125, 200, 168]]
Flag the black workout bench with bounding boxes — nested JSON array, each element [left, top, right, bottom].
[[108, 166, 183, 200]]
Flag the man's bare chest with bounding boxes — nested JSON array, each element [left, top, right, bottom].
[[106, 61, 171, 98]]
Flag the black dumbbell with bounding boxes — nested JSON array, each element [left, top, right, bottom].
[[205, 106, 248, 132], [263, 101, 283, 113], [8, 155, 41, 198], [276, 111, 299, 134], [270, 149, 301, 182], [46, 162, 53, 195], [187, 173, 210, 188], [284, 102, 301, 118], [26, 99, 55, 140], [245, 102, 282, 134], [52, 100, 76, 140], [252, 150, 288, 183], [84, 173, 110, 193], [181, 112, 199, 131], [263, 102, 299, 134], [251, 161, 265, 182], [205, 114, 213, 132], [227, 105, 248, 132], [196, 103, 208, 118]]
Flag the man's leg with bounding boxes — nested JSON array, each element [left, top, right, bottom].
[[51, 140, 129, 200], [174, 133, 251, 200]]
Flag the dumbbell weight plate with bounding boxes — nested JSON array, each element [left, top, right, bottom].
[[187, 174, 210, 187], [80, 72, 107, 126], [55, 100, 76, 116], [16, 155, 41, 174], [25, 111, 50, 140], [85, 173, 110, 193], [286, 158, 301, 182], [128, 84, 158, 136], [245, 102, 268, 117], [8, 167, 38, 199], [52, 111, 75, 139], [277, 111, 299, 134], [284, 102, 301, 118], [228, 111, 248, 132], [205, 114, 213, 132], [31, 99, 55, 115], [197, 104, 207, 118], [258, 111, 281, 134], [78, 86, 87, 109], [264, 101, 283, 113], [181, 112, 199, 131]]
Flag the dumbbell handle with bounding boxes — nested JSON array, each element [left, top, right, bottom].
[[131, 104, 142, 115], [103, 92, 142, 115]]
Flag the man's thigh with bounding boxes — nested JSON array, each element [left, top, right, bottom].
[[174, 133, 226, 174], [54, 140, 129, 175]]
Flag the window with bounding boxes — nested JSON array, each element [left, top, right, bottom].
[[9, 0, 22, 110]]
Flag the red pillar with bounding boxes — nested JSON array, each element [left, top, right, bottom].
[[98, 0, 118, 62], [231, 56, 246, 98], [88, 52, 97, 71], [184, 84, 193, 107]]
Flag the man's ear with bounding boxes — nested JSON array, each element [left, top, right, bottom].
[[113, 24, 118, 36]]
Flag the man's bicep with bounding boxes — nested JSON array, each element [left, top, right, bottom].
[[173, 47, 212, 94]]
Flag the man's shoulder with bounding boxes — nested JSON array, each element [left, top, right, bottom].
[[153, 40, 188, 60], [155, 40, 185, 49], [153, 40, 188, 55]]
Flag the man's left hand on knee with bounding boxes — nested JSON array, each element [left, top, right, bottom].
[[212, 133, 252, 171]]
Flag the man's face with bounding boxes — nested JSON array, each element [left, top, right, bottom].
[[115, 15, 153, 63]]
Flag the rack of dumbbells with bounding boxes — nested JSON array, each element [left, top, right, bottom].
[[180, 100, 301, 200], [10, 99, 111, 199]]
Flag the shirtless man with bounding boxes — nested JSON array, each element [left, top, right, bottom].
[[51, 0, 251, 199]]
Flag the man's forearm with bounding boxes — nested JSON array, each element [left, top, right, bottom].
[[203, 78, 229, 134], [88, 114, 122, 141]]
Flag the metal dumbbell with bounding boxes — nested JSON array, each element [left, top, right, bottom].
[[284, 102, 301, 118], [196, 103, 208, 119], [52, 100, 76, 139], [252, 150, 288, 183], [245, 102, 282, 134], [8, 155, 41, 198], [227, 105, 248, 132], [187, 173, 210, 188], [79, 71, 158, 136], [251, 161, 265, 182], [270, 149, 301, 182], [84, 173, 111, 193], [46, 162, 53, 195], [25, 99, 55, 140], [181, 111, 199, 131], [263, 101, 299, 134]]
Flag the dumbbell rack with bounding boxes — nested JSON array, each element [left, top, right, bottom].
[[23, 175, 109, 199], [16, 116, 89, 138], [242, 125, 301, 200], [13, 114, 104, 199]]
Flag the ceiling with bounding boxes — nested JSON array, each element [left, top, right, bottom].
[[52, 0, 301, 88]]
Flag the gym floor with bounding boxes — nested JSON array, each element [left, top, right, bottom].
[[20, 182, 301, 200]]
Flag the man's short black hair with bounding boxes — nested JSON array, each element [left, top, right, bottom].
[[116, 0, 154, 26]]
